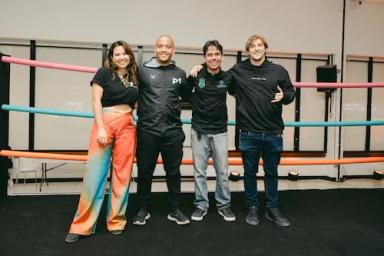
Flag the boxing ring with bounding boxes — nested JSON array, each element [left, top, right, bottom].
[[1, 55, 384, 193]]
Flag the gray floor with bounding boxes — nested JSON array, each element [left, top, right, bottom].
[[8, 177, 384, 195]]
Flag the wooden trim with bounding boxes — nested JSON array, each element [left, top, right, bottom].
[[228, 150, 326, 158]]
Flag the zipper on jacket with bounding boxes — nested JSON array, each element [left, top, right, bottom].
[[160, 67, 167, 135]]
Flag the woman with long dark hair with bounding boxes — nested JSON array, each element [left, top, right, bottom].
[[65, 41, 138, 243]]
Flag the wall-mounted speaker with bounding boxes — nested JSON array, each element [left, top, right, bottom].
[[316, 65, 337, 93]]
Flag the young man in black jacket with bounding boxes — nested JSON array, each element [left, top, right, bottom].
[[185, 40, 236, 222], [230, 35, 295, 226], [133, 35, 190, 225]]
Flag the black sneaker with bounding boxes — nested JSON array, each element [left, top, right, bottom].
[[246, 206, 259, 225], [64, 233, 80, 244], [218, 207, 236, 221], [109, 230, 123, 236], [133, 208, 150, 225], [167, 209, 191, 225], [265, 208, 290, 227], [191, 208, 207, 221]]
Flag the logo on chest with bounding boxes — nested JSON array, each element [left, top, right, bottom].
[[217, 80, 226, 88], [173, 77, 182, 84], [251, 77, 266, 81], [198, 78, 206, 88]]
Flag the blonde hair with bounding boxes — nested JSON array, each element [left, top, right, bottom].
[[245, 34, 269, 51]]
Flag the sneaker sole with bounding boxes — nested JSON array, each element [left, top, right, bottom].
[[109, 230, 123, 236], [133, 213, 151, 226], [167, 215, 191, 225], [218, 211, 236, 222], [191, 211, 207, 221], [265, 213, 290, 227], [64, 234, 80, 244], [245, 217, 259, 226]]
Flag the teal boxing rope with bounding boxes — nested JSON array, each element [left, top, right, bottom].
[[3, 104, 384, 127]]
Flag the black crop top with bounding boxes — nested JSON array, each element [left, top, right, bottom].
[[90, 67, 138, 107]]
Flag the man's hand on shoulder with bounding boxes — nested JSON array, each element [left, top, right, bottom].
[[189, 65, 203, 77]]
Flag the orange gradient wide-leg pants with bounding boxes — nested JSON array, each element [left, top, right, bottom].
[[69, 112, 136, 235]]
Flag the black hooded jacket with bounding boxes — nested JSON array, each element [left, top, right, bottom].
[[229, 59, 295, 134], [137, 57, 187, 136]]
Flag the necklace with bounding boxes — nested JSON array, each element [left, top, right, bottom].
[[118, 73, 129, 87]]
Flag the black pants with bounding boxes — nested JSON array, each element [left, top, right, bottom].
[[136, 129, 185, 211]]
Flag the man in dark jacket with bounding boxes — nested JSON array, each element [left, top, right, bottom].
[[230, 34, 295, 227], [133, 35, 190, 225], [185, 40, 236, 222]]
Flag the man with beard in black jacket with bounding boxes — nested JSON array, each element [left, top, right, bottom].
[[230, 35, 295, 227], [133, 35, 190, 226]]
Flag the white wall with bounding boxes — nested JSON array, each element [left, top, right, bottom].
[[1, 0, 383, 66], [342, 0, 384, 155], [345, 0, 384, 56], [0, 0, 343, 52]]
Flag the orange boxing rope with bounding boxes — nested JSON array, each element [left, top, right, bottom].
[[1, 150, 384, 166]]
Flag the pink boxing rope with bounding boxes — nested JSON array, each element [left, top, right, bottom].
[[1, 56, 97, 73], [294, 82, 384, 88], [2, 56, 384, 87]]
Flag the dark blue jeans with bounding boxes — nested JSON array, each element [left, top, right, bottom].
[[239, 131, 283, 209]]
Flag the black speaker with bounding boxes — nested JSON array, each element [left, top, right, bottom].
[[316, 65, 337, 92]]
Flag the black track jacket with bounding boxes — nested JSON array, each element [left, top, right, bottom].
[[137, 57, 187, 136]]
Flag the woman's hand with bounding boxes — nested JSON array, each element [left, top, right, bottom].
[[97, 128, 108, 147]]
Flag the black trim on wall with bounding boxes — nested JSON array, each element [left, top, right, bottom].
[[338, 0, 347, 180], [344, 150, 384, 157], [323, 93, 331, 152], [294, 54, 302, 151], [28, 40, 36, 151], [365, 57, 373, 151], [323, 55, 333, 152], [137, 45, 143, 67], [25, 44, 103, 51], [236, 51, 242, 63], [102, 44, 108, 67], [0, 52, 11, 148]]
